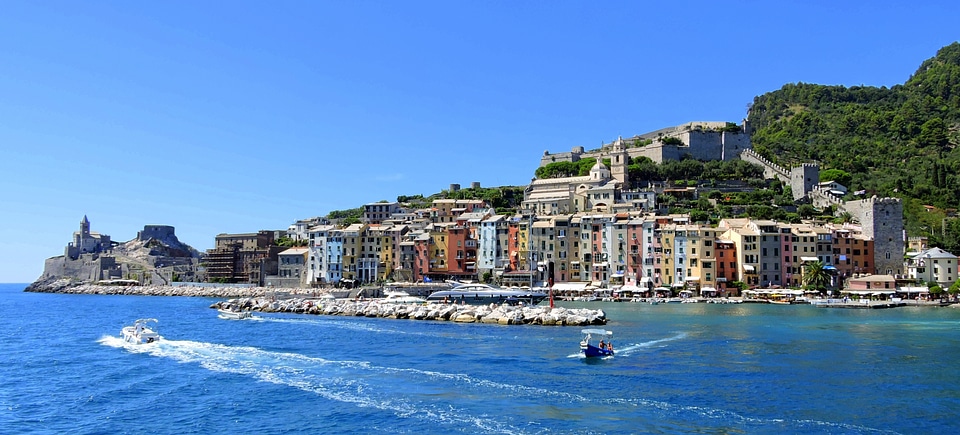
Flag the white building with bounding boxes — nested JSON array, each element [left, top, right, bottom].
[[907, 247, 958, 286]]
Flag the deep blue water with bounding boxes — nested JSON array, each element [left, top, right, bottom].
[[2, 283, 959, 434]]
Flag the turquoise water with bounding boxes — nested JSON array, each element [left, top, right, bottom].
[[2, 282, 959, 434]]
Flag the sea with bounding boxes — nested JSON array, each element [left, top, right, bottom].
[[2, 282, 959, 435]]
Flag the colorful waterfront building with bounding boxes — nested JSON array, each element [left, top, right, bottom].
[[714, 238, 738, 296]]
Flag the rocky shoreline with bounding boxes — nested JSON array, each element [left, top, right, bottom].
[[23, 281, 607, 326]]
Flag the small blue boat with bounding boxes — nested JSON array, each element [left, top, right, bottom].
[[580, 328, 614, 357]]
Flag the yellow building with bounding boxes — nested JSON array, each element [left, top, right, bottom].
[[340, 223, 365, 282], [719, 218, 760, 287]]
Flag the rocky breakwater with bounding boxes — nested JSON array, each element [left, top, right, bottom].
[[213, 297, 608, 326]]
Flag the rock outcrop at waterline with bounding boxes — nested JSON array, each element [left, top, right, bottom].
[[214, 298, 607, 326]]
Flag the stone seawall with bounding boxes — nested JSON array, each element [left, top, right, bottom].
[[214, 297, 607, 326], [24, 281, 318, 298]]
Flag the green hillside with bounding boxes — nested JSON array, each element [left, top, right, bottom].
[[748, 42, 960, 250]]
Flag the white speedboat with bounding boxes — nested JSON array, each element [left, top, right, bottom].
[[121, 318, 160, 344], [383, 290, 426, 304], [218, 308, 252, 320]]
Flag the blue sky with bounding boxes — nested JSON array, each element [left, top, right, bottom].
[[1, 1, 958, 283]]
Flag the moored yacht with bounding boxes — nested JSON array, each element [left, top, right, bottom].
[[383, 290, 427, 304], [426, 281, 547, 305]]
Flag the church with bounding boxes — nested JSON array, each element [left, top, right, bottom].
[[65, 215, 113, 259], [522, 137, 630, 216]]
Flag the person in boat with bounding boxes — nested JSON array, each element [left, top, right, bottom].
[[598, 339, 605, 349], [607, 342, 614, 351]]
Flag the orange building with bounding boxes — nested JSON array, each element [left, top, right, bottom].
[[715, 239, 738, 296]]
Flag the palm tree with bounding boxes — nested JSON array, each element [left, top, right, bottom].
[[803, 260, 832, 293], [836, 211, 854, 224]]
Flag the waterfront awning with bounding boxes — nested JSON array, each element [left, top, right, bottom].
[[843, 289, 895, 295], [801, 256, 819, 262], [638, 277, 652, 283], [743, 265, 755, 272], [552, 282, 589, 292]]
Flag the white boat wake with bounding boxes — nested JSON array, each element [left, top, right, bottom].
[[614, 332, 688, 356], [97, 331, 891, 435]]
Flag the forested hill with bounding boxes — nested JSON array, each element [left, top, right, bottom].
[[747, 42, 960, 246]]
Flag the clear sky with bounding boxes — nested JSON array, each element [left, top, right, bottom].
[[1, 1, 958, 283]]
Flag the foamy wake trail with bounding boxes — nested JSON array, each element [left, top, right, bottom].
[[614, 332, 688, 356], [98, 333, 891, 434], [99, 335, 523, 433]]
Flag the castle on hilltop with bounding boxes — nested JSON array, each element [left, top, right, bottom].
[[539, 120, 753, 168], [34, 216, 201, 287]]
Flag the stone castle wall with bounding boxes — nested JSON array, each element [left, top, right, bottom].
[[809, 185, 846, 209], [138, 225, 176, 242], [539, 125, 751, 167], [40, 253, 122, 282], [739, 149, 790, 182]]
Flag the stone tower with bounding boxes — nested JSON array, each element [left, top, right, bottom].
[[610, 136, 629, 186], [80, 215, 90, 238], [842, 197, 905, 276], [790, 164, 819, 201]]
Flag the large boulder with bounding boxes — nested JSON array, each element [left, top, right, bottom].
[[454, 313, 477, 323]]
